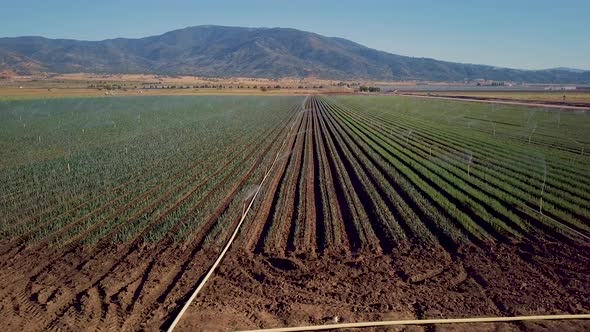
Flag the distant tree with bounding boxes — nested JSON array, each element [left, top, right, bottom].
[[260, 86, 268, 92]]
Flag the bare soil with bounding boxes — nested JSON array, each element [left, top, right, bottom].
[[1, 239, 589, 331], [180, 241, 590, 331]]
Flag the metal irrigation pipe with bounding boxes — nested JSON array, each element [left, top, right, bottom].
[[237, 314, 590, 332], [165, 105, 304, 332]]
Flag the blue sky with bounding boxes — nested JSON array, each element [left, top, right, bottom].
[[2, 0, 589, 70]]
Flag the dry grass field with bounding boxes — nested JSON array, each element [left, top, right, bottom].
[[0, 73, 355, 100], [411, 91, 590, 105], [0, 87, 322, 100]]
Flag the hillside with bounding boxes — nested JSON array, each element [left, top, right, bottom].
[[1, 25, 589, 83]]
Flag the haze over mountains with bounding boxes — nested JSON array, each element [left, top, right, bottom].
[[1, 25, 589, 83]]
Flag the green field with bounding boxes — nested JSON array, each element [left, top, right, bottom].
[[420, 91, 590, 104], [1, 95, 589, 248], [0, 96, 301, 245], [320, 95, 590, 247], [1, 95, 590, 331]]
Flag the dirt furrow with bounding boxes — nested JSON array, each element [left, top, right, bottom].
[[301, 103, 318, 255], [310, 101, 348, 252], [266, 110, 308, 254], [246, 110, 306, 253], [311, 100, 365, 252], [317, 97, 408, 252]]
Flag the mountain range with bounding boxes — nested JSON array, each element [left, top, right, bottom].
[[1, 25, 589, 83]]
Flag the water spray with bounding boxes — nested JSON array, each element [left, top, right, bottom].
[[528, 124, 536, 144], [540, 164, 547, 214], [243, 184, 261, 212], [571, 139, 585, 158], [467, 151, 473, 176]]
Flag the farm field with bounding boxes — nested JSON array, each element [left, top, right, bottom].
[[0, 87, 317, 100], [0, 95, 589, 331], [405, 91, 590, 107]]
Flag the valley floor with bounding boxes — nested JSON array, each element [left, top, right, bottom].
[[1, 95, 589, 331]]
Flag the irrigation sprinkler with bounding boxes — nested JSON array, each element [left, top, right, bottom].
[[406, 129, 413, 144], [165, 114, 294, 332], [467, 152, 473, 176], [536, 155, 547, 214], [570, 139, 585, 158], [67, 163, 71, 173], [243, 185, 260, 213], [490, 104, 498, 137], [528, 124, 536, 143], [539, 166, 547, 214]]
